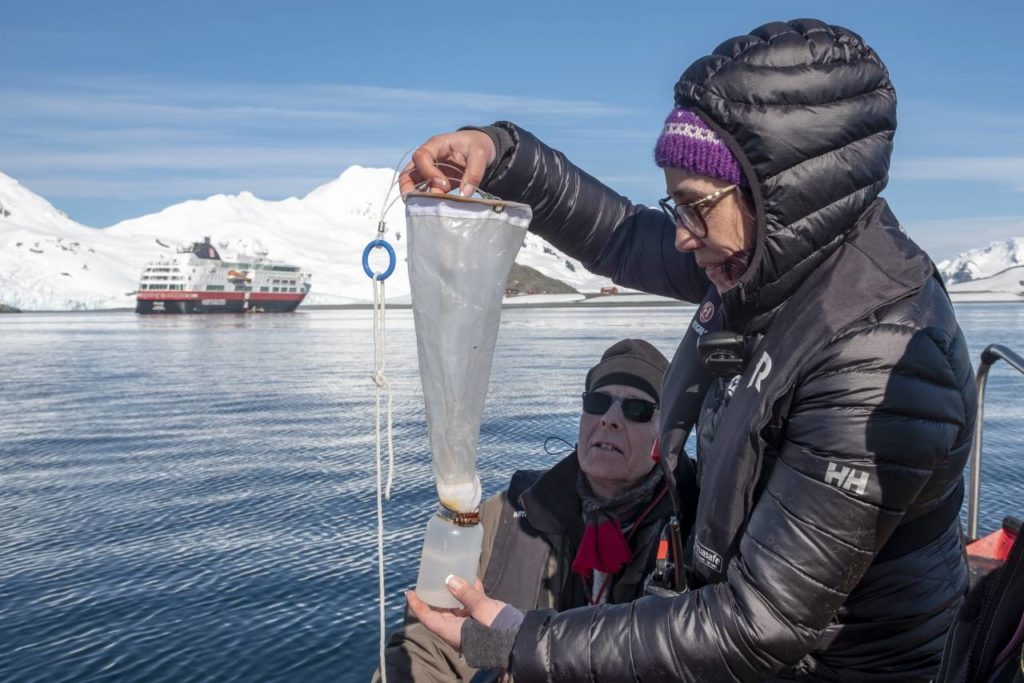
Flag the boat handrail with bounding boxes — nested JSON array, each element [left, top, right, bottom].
[[967, 343, 1024, 540]]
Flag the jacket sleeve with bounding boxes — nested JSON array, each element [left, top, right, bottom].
[[507, 316, 972, 681], [480, 122, 710, 303], [375, 494, 506, 682]]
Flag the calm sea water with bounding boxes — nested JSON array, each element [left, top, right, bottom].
[[1, 304, 1021, 682]]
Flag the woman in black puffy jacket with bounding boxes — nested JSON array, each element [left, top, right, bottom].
[[401, 19, 976, 682]]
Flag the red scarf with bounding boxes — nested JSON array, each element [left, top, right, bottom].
[[571, 519, 633, 578], [571, 463, 668, 584]]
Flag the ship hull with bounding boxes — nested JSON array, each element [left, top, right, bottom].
[[135, 291, 307, 314]]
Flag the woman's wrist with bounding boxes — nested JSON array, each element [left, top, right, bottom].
[[460, 604, 524, 670], [458, 124, 515, 188]]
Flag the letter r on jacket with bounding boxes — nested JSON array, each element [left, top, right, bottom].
[[746, 351, 772, 392]]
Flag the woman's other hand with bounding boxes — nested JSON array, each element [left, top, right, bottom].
[[406, 575, 507, 650]]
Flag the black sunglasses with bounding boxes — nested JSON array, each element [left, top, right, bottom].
[[581, 391, 659, 423]]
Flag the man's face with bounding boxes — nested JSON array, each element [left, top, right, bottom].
[[577, 384, 659, 499]]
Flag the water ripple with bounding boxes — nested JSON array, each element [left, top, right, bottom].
[[0, 305, 1020, 681]]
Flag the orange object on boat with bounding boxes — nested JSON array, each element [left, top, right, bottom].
[[967, 517, 1021, 563]]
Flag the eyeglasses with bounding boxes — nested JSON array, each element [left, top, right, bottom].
[[581, 391, 659, 423], [658, 184, 737, 238]]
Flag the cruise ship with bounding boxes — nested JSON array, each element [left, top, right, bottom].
[[135, 237, 311, 314]]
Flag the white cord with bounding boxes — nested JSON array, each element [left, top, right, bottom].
[[371, 272, 395, 682], [373, 275, 396, 498], [370, 154, 496, 681], [378, 147, 418, 229]]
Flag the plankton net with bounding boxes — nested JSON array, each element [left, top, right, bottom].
[[405, 191, 531, 606]]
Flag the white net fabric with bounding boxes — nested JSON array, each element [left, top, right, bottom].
[[405, 193, 532, 512]]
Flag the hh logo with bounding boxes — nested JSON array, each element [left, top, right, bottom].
[[746, 351, 772, 392], [824, 462, 870, 495]]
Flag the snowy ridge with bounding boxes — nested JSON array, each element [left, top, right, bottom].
[[4, 167, 1021, 311], [946, 264, 1024, 298], [937, 238, 1024, 301], [0, 169, 616, 311], [937, 238, 1024, 284], [0, 174, 142, 310]]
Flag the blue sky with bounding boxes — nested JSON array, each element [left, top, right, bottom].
[[3, 0, 1022, 261]]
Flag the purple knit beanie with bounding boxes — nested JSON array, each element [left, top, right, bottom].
[[654, 108, 745, 186]]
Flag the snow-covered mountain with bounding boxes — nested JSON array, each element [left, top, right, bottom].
[[0, 174, 143, 310], [4, 168, 1022, 311], [937, 238, 1024, 284], [0, 169, 617, 311], [937, 238, 1024, 302]]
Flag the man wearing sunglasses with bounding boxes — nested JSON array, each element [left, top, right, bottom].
[[379, 339, 678, 682]]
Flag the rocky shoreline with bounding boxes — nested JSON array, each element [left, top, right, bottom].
[[0, 303, 21, 313]]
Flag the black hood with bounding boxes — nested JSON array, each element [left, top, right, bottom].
[[674, 19, 897, 332]]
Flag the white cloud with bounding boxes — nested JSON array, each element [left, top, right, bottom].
[[19, 175, 337, 203], [3, 75, 635, 127], [902, 215, 1024, 262], [4, 145, 409, 173], [1, 74, 637, 219], [892, 157, 1024, 190], [2, 92, 387, 127]]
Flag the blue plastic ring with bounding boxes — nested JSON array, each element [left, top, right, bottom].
[[362, 239, 396, 280]]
